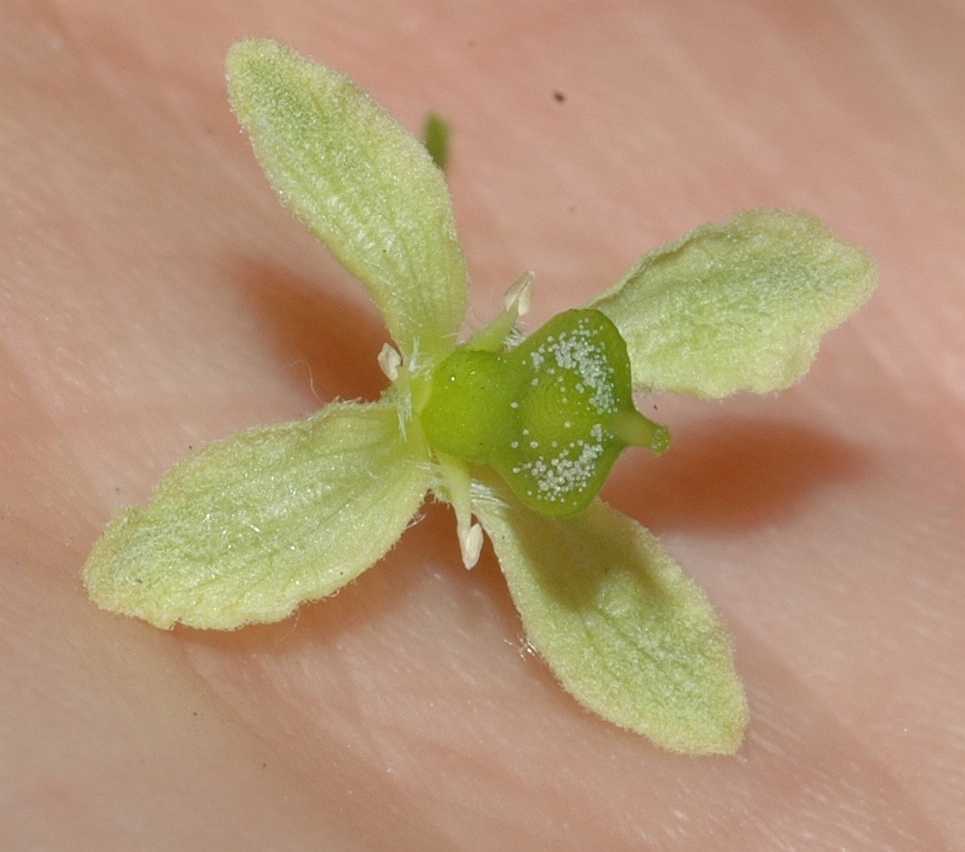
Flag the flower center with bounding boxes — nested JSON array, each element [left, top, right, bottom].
[[421, 309, 669, 517]]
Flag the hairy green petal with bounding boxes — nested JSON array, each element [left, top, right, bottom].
[[84, 403, 429, 630], [476, 496, 747, 754], [227, 40, 468, 361], [591, 210, 877, 398]]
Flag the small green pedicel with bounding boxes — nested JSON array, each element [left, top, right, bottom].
[[422, 309, 669, 516]]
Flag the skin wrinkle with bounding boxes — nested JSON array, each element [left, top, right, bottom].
[[735, 649, 946, 851], [834, 0, 965, 185], [185, 604, 460, 849], [198, 562, 469, 849], [173, 631, 454, 850]]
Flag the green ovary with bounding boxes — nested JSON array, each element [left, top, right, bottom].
[[421, 309, 670, 517]]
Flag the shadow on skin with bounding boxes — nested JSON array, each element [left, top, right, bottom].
[[606, 416, 876, 534], [231, 256, 390, 404], [463, 420, 876, 648]]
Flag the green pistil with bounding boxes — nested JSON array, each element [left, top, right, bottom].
[[610, 410, 671, 454], [421, 307, 669, 517]]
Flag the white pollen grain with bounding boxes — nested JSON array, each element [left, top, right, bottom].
[[515, 440, 605, 504]]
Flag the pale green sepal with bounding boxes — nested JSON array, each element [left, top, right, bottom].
[[84, 402, 429, 630], [227, 40, 468, 362], [475, 494, 748, 754], [591, 210, 877, 398]]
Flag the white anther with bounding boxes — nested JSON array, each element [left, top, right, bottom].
[[460, 522, 484, 570], [503, 271, 534, 317], [377, 343, 402, 381]]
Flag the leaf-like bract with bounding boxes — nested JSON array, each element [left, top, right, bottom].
[[227, 39, 468, 362], [591, 210, 877, 398], [84, 403, 429, 629], [476, 496, 748, 754]]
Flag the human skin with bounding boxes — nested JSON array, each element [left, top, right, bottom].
[[2, 1, 964, 849]]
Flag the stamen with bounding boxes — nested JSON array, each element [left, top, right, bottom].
[[467, 271, 536, 352], [503, 270, 534, 317], [461, 523, 484, 569], [377, 343, 402, 381], [437, 452, 484, 569]]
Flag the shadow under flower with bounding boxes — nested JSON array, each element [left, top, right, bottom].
[[606, 416, 876, 535], [231, 256, 390, 404]]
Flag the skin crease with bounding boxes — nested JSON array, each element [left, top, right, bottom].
[[1, 0, 964, 848]]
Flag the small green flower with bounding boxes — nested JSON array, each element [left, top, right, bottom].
[[83, 39, 876, 755]]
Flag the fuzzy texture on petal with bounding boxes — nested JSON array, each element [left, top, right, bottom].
[[227, 39, 468, 362], [475, 492, 747, 754], [84, 402, 429, 630], [591, 210, 877, 398]]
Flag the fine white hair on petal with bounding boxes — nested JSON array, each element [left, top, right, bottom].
[[405, 509, 427, 531], [468, 479, 513, 511], [395, 390, 412, 443], [504, 327, 526, 351], [413, 460, 440, 485], [405, 337, 423, 375]]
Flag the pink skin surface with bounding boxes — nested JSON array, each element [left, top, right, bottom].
[[3, 2, 964, 849]]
